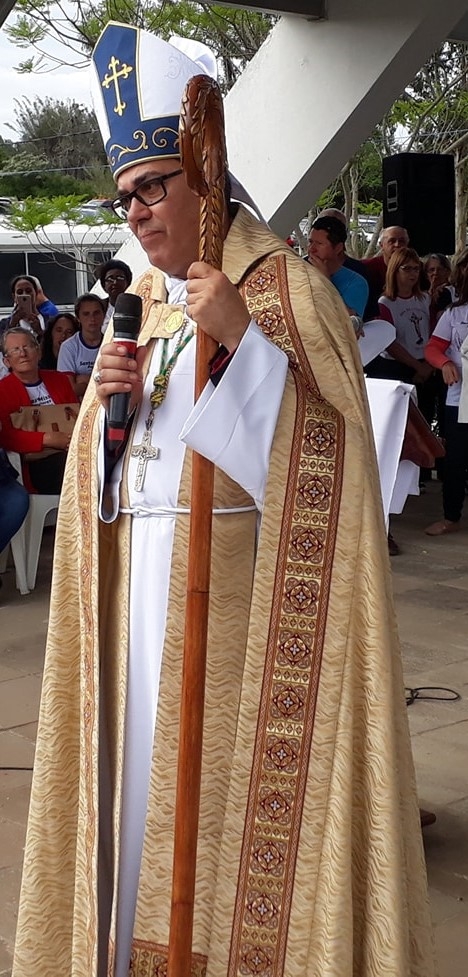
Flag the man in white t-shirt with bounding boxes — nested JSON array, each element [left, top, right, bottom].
[[57, 292, 105, 398]]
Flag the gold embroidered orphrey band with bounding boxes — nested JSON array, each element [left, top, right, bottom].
[[78, 253, 344, 977], [225, 256, 344, 976]]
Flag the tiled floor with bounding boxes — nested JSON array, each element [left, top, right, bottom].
[[0, 484, 467, 976]]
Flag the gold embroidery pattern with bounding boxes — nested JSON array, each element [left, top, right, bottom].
[[130, 939, 207, 976], [228, 256, 344, 975], [77, 401, 102, 973], [151, 126, 180, 152], [109, 129, 148, 166], [135, 272, 156, 328]]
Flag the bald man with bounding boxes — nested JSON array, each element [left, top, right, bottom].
[[362, 225, 410, 318]]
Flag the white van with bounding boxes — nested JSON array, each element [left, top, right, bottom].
[[0, 218, 133, 313]]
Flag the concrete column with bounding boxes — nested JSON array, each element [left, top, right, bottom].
[[224, 0, 468, 234]]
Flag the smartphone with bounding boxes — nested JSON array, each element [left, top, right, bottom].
[[17, 294, 32, 317]]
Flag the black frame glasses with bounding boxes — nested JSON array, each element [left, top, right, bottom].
[[111, 168, 184, 219], [104, 274, 128, 285]]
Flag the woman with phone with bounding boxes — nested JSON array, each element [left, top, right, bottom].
[[0, 275, 47, 341]]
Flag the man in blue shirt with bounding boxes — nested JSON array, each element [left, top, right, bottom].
[[307, 215, 369, 317]]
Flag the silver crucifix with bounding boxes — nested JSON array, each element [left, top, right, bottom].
[[131, 428, 160, 491]]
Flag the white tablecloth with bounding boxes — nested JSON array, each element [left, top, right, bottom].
[[365, 378, 419, 525]]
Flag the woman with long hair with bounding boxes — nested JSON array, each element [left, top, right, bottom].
[[425, 249, 468, 535], [365, 247, 435, 424], [40, 313, 78, 370], [0, 275, 48, 340], [422, 252, 455, 316]]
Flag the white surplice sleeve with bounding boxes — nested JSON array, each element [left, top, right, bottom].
[[180, 321, 288, 510]]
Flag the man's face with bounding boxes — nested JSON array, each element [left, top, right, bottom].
[[307, 229, 342, 272], [380, 227, 409, 263], [103, 268, 129, 306], [116, 159, 201, 279], [78, 301, 104, 341]]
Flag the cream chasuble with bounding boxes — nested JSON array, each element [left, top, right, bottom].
[[13, 206, 436, 977]]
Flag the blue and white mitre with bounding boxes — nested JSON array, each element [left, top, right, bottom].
[[90, 21, 217, 180]]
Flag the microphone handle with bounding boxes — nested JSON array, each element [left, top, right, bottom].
[[108, 392, 132, 432], [107, 336, 138, 439]]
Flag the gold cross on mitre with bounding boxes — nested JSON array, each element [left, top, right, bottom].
[[102, 56, 134, 117]]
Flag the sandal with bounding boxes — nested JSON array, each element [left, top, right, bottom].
[[424, 520, 460, 536]]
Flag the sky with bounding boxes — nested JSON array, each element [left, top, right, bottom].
[[0, 7, 92, 141]]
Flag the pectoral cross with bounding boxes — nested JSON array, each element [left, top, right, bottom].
[[131, 429, 160, 492], [102, 56, 133, 117]]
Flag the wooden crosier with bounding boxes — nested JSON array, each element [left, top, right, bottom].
[[167, 74, 228, 977]]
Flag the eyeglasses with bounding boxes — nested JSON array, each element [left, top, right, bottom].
[[111, 169, 184, 219], [4, 344, 38, 357], [399, 265, 420, 273], [104, 275, 127, 285]]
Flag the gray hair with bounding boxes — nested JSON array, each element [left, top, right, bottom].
[[2, 326, 40, 355], [379, 225, 409, 247]]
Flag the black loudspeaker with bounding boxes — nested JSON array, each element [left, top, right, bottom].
[[382, 153, 455, 256]]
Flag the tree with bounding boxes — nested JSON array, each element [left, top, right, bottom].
[[8, 96, 107, 179], [6, 0, 274, 88]]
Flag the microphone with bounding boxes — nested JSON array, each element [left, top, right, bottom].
[[107, 291, 142, 445]]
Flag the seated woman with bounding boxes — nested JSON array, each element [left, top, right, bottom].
[[40, 313, 79, 369], [0, 275, 48, 342], [0, 327, 78, 494]]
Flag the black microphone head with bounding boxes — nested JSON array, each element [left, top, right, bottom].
[[113, 291, 142, 340], [114, 292, 142, 318]]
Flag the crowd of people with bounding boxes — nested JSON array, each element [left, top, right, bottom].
[[0, 259, 132, 551], [1, 212, 466, 559], [304, 216, 468, 548], [1, 219, 467, 556]]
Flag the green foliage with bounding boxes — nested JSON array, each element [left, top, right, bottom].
[[5, 0, 274, 84], [0, 95, 108, 198], [8, 96, 106, 175], [0, 164, 97, 200], [357, 200, 382, 216], [4, 194, 119, 232], [314, 182, 341, 213], [5, 195, 86, 232]]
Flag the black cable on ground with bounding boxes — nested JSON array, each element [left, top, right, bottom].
[[405, 686, 461, 706], [0, 766, 34, 771]]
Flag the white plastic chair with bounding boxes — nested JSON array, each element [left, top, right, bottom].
[[0, 452, 59, 594]]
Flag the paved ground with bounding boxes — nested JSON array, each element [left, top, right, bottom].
[[0, 480, 467, 976]]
